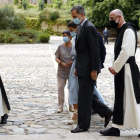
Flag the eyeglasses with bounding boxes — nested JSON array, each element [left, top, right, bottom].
[[109, 16, 118, 21]]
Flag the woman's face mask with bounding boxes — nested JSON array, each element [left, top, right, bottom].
[[63, 37, 69, 43], [70, 31, 77, 37]]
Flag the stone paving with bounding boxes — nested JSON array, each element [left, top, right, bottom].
[[0, 36, 140, 138], [0, 44, 72, 135]]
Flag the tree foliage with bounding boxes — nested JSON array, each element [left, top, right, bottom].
[[88, 0, 140, 28], [0, 6, 25, 30], [14, 0, 19, 5], [22, 0, 29, 10], [52, 0, 63, 9], [39, 0, 45, 11]]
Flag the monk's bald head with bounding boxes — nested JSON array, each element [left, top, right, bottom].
[[110, 9, 123, 16], [109, 9, 125, 29], [110, 9, 124, 19]]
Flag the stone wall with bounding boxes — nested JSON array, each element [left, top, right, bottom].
[[0, 0, 14, 5], [41, 21, 67, 32]]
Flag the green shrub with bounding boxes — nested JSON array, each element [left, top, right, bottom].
[[0, 29, 39, 44], [17, 5, 22, 9], [28, 5, 34, 9], [26, 18, 41, 30], [44, 28, 62, 36], [22, 0, 28, 10], [49, 11, 60, 21], [14, 0, 19, 5], [12, 15, 25, 29], [45, 4, 53, 8], [0, 31, 17, 43], [0, 6, 25, 30], [39, 0, 45, 11], [38, 10, 49, 23], [53, 0, 63, 9], [44, 27, 55, 35], [65, 19, 71, 25], [38, 33, 50, 43], [13, 29, 38, 39]]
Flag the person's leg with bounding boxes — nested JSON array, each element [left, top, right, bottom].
[[68, 104, 78, 125], [105, 36, 107, 44], [92, 93, 113, 127], [107, 37, 108, 44], [92, 94, 112, 118], [93, 86, 106, 104], [72, 104, 78, 120], [78, 76, 95, 130], [57, 77, 66, 111]]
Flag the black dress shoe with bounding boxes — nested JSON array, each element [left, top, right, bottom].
[[91, 108, 97, 115], [1, 114, 8, 124], [71, 127, 87, 133], [100, 127, 120, 136], [104, 111, 113, 127]]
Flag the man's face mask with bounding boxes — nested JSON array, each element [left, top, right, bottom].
[[110, 16, 120, 29], [73, 14, 82, 25]]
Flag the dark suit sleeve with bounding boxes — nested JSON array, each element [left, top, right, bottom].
[[86, 25, 100, 71], [98, 33, 106, 63]]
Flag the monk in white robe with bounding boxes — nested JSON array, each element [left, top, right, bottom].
[[0, 77, 10, 124], [100, 9, 140, 137]]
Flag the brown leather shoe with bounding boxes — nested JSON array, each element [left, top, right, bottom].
[[104, 111, 113, 127]]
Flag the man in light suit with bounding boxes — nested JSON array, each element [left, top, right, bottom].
[[71, 5, 112, 133]]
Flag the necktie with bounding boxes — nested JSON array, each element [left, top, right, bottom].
[[77, 25, 82, 38]]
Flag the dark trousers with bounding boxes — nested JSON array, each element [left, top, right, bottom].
[[104, 36, 108, 44], [78, 76, 112, 130]]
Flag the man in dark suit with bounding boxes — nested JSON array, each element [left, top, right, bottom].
[[103, 27, 109, 44], [71, 5, 113, 133]]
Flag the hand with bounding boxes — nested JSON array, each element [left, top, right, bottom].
[[61, 62, 68, 68], [108, 67, 117, 75], [74, 69, 78, 77], [67, 61, 73, 66], [91, 71, 97, 80]]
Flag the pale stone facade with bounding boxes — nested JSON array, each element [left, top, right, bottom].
[[0, 0, 14, 5], [0, 0, 67, 5]]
